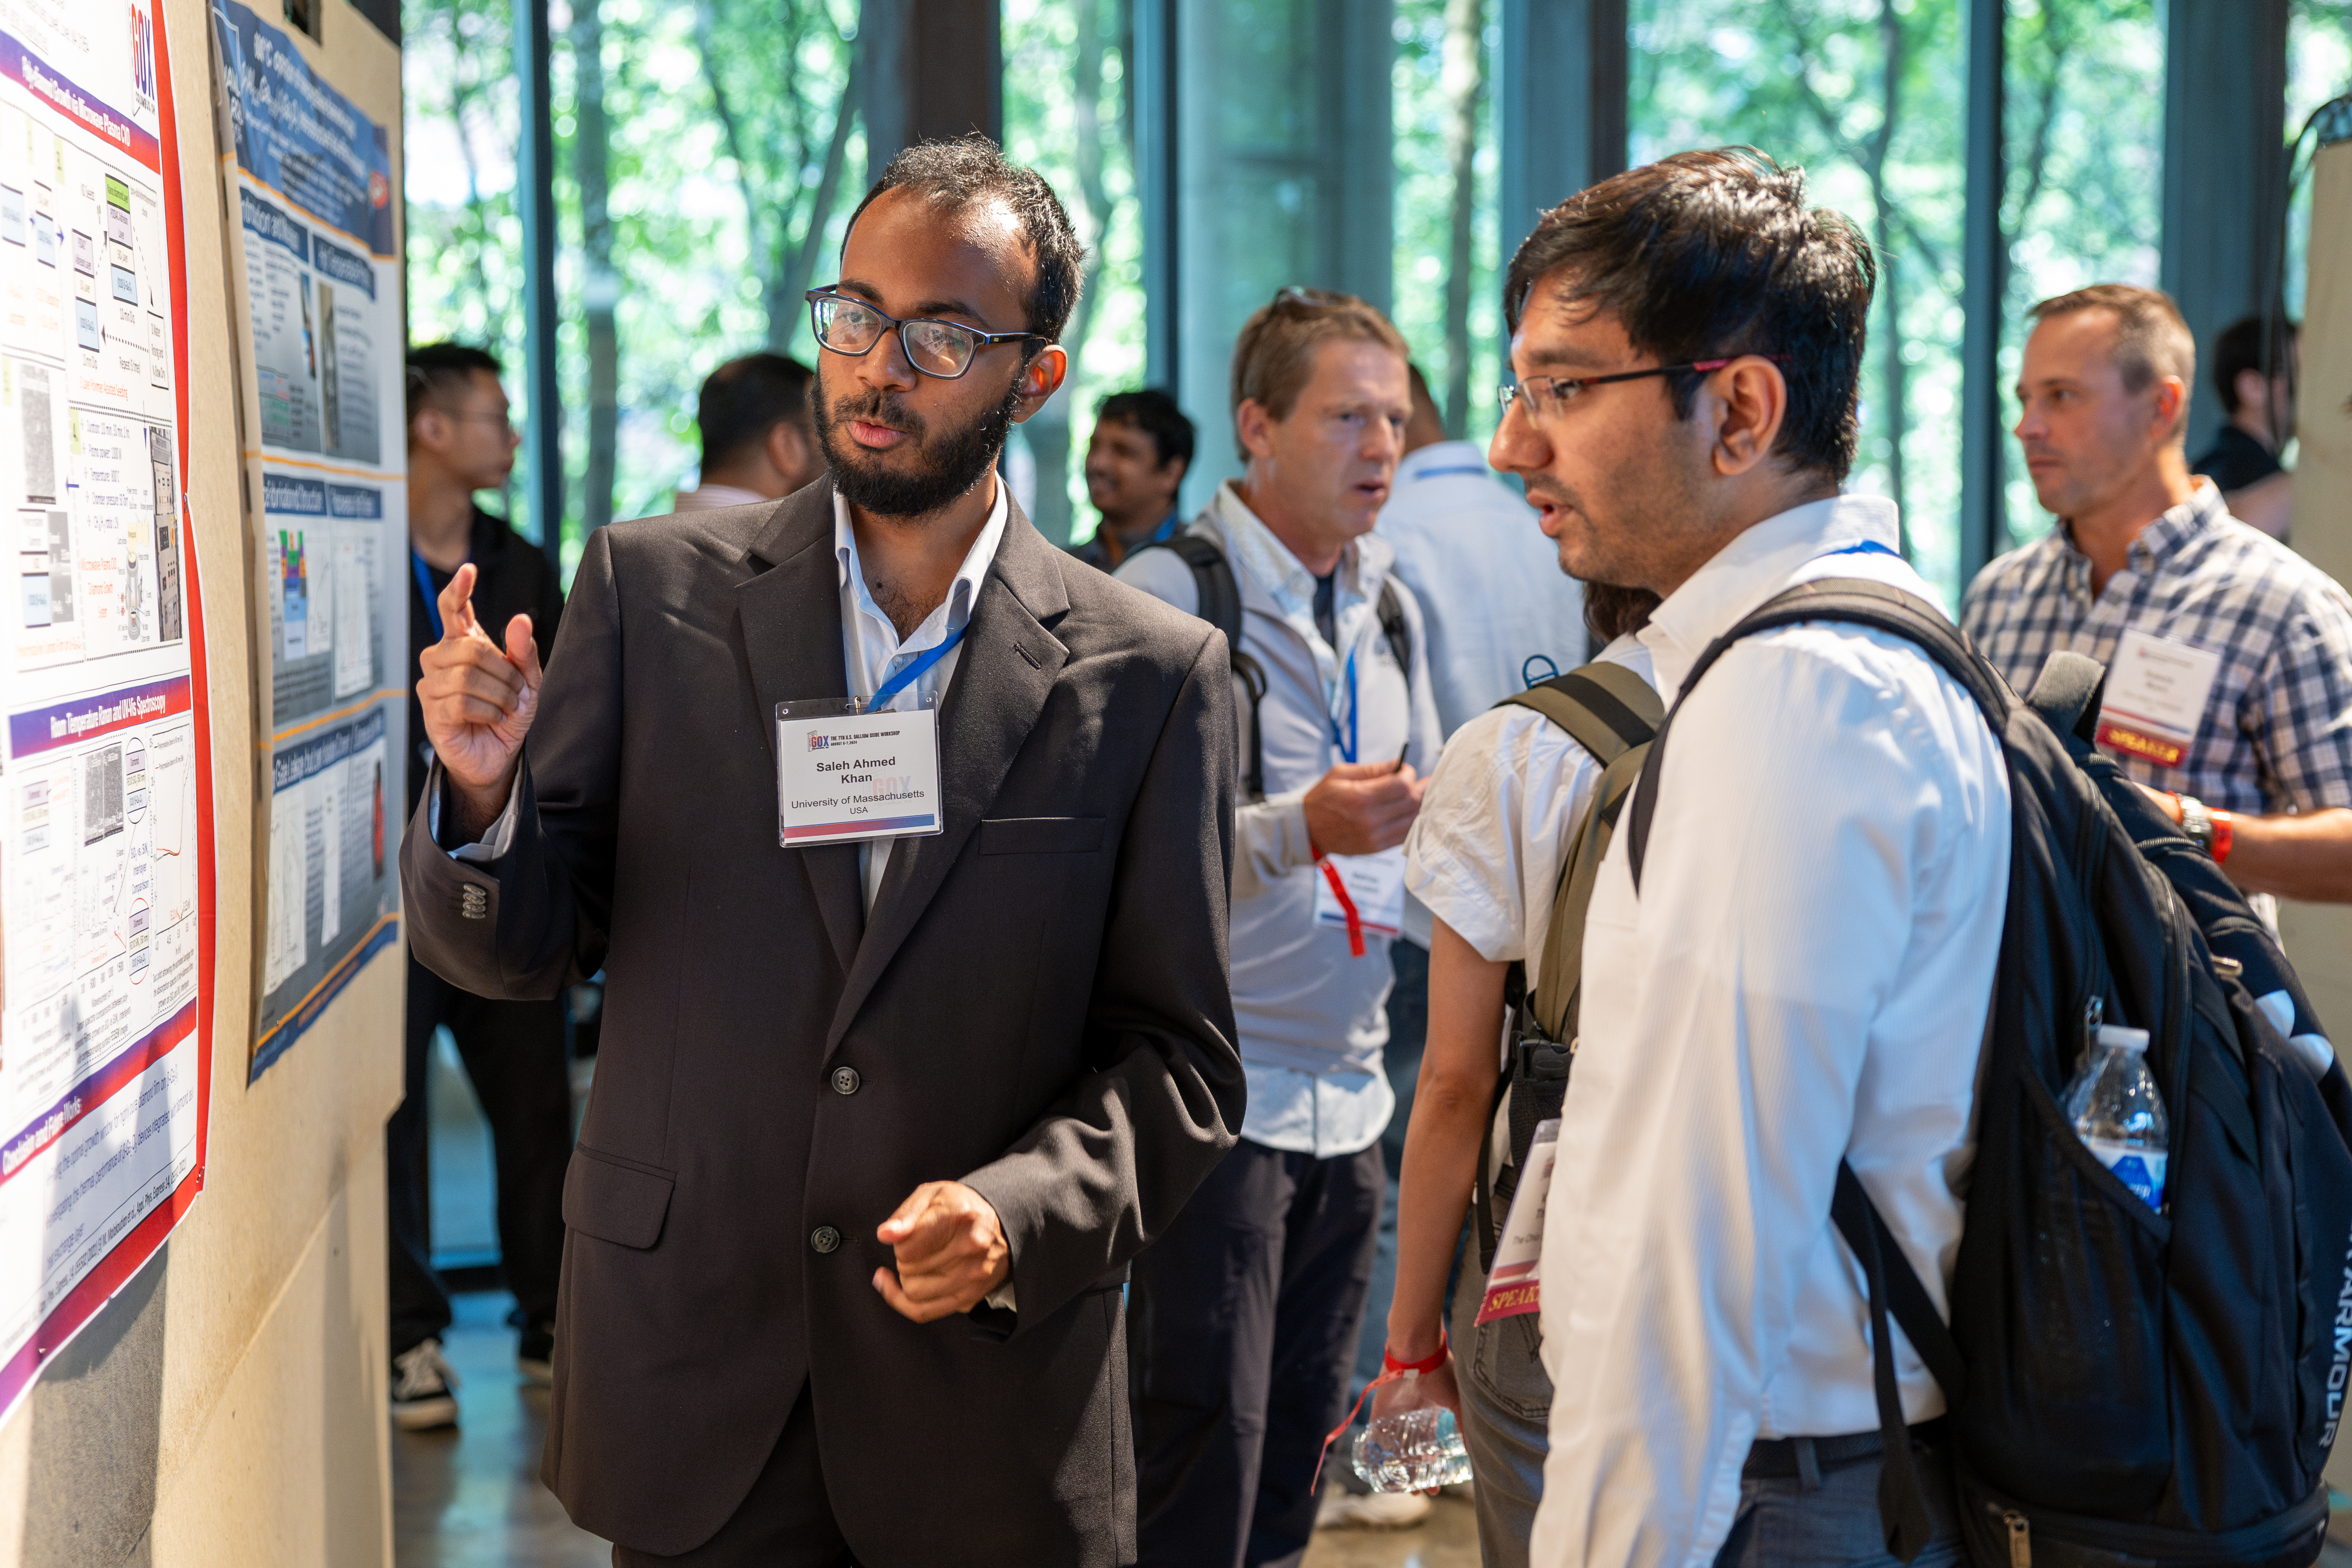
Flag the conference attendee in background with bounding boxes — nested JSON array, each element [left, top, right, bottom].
[[1965, 286, 2352, 908], [1387, 580, 1656, 1567], [2189, 313, 2298, 540], [1378, 363, 1589, 736], [1513, 152, 2011, 1568], [391, 342, 573, 1432], [405, 140, 1243, 1567], [1071, 387, 1193, 569], [1118, 287, 1442, 1568], [673, 351, 824, 511]]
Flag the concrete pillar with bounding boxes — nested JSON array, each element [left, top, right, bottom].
[[861, 0, 1005, 184], [1496, 0, 1626, 261]]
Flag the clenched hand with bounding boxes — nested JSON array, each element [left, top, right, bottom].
[[1303, 759, 1426, 858], [873, 1181, 1012, 1323], [416, 562, 543, 840]]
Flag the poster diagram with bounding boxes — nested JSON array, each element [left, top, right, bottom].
[[212, 0, 402, 1073], [0, 0, 211, 1430]]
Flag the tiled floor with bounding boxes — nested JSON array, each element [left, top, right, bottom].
[[391, 1290, 1478, 1567]]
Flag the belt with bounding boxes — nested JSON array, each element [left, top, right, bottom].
[[1743, 1418, 1947, 1491]]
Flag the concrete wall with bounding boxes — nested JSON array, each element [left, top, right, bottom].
[[0, 0, 406, 1561]]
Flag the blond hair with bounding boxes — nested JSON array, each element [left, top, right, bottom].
[[2029, 284, 2197, 445], [1229, 287, 1409, 436]]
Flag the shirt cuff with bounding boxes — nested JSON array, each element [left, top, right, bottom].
[[429, 758, 520, 863], [982, 1280, 1017, 1312]]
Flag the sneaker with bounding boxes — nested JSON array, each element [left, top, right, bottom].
[[516, 1319, 555, 1387], [1315, 1488, 1433, 1530], [391, 1338, 460, 1431]]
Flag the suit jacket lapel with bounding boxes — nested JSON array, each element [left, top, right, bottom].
[[826, 506, 1072, 1050], [735, 481, 864, 973]]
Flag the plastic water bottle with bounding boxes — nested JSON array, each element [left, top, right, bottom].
[[1351, 1379, 1474, 1493], [2062, 1024, 2169, 1211]]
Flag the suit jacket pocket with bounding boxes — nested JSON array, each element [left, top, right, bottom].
[[978, 816, 1105, 855], [564, 1145, 676, 1249]]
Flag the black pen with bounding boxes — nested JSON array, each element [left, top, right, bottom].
[[1392, 741, 1411, 773]]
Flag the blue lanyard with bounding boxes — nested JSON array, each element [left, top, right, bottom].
[[867, 623, 968, 711], [1327, 651, 1358, 764], [1820, 539, 1901, 560], [412, 548, 464, 641]]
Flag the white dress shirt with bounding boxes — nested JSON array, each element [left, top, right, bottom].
[[1531, 495, 2011, 1568], [1377, 441, 1589, 738], [833, 483, 1009, 912], [1116, 482, 1446, 1158]]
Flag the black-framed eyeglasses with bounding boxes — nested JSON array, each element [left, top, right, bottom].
[[805, 287, 1049, 380], [1496, 355, 1788, 422]]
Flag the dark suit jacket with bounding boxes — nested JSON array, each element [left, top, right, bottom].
[[406, 506, 566, 818], [401, 480, 1243, 1564]]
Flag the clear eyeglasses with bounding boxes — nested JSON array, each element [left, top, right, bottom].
[[805, 288, 1049, 380], [1496, 356, 1785, 423]]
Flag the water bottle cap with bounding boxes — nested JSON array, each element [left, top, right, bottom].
[[2097, 1025, 2150, 1052]]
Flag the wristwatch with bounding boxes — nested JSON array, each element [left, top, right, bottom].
[[2176, 793, 2217, 856]]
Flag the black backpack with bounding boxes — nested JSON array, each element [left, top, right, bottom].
[[1474, 660, 1662, 1273], [1622, 578, 2352, 1568], [1140, 531, 1411, 801]]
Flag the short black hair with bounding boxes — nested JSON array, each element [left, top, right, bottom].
[[2210, 313, 2298, 415], [1094, 389, 1195, 471], [699, 352, 813, 468], [1504, 149, 1876, 482], [843, 135, 1086, 342], [406, 341, 502, 426]]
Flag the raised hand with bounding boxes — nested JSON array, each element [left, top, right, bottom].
[[416, 562, 543, 837], [872, 1180, 1011, 1323]]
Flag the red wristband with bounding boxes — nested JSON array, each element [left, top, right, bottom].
[[1383, 1336, 1449, 1376], [2211, 810, 2234, 864]]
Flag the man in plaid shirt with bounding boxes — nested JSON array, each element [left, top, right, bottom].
[[1963, 283, 2352, 903]]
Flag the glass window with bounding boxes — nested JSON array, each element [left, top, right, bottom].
[[1629, 0, 1972, 606], [1393, 0, 1502, 448], [2287, 1, 2352, 320], [1003, 0, 1146, 547], [1998, 0, 2165, 554]]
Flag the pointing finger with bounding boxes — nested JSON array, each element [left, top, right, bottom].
[[504, 613, 544, 689]]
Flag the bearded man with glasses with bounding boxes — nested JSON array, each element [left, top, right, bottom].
[[402, 137, 1243, 1568]]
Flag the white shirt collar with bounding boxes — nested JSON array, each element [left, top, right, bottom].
[[831, 477, 1010, 678], [1639, 493, 1902, 700], [1394, 440, 1497, 485]]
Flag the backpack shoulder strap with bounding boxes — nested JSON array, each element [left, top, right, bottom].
[[1493, 662, 1665, 1042], [1375, 579, 1413, 681], [1139, 531, 1271, 801]]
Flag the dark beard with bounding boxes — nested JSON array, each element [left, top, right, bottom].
[[813, 374, 1023, 518]]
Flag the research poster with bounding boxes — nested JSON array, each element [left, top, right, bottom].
[[0, 0, 211, 1428], [212, 0, 402, 1074]]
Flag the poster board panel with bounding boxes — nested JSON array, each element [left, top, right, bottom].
[[0, 0, 213, 1430]]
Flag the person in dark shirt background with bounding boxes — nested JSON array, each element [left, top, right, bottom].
[[2191, 313, 2297, 540], [1070, 388, 1193, 569], [389, 342, 573, 1431]]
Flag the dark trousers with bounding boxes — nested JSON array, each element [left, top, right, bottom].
[[1129, 1138, 1386, 1568], [611, 1386, 859, 1568], [388, 953, 572, 1356]]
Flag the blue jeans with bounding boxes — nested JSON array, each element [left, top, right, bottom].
[[1711, 1437, 1962, 1568]]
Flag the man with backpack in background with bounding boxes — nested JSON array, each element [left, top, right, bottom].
[[1964, 286, 2352, 910], [1510, 153, 2012, 1568], [1384, 573, 1658, 1568], [1116, 287, 1443, 1568], [1070, 388, 1193, 570]]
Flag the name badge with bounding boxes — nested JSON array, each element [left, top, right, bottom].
[[2095, 628, 2222, 769], [775, 696, 946, 847], [1313, 846, 1407, 950], [1475, 1117, 1560, 1325]]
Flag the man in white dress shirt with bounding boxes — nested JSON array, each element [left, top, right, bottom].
[[673, 351, 824, 512], [1511, 152, 2011, 1568], [1117, 288, 1444, 1568]]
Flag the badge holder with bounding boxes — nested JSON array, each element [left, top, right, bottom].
[[774, 695, 946, 848]]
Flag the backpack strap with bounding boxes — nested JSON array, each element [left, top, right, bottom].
[[1614, 577, 1996, 1564], [1375, 578, 1413, 683], [1140, 533, 1271, 801]]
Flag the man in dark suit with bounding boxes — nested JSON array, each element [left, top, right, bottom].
[[402, 139, 1243, 1568]]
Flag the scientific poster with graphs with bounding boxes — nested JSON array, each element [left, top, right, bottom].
[[0, 0, 212, 1429], [211, 0, 402, 1075]]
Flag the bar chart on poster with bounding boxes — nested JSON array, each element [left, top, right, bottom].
[[0, 0, 211, 1428], [210, 0, 404, 1075]]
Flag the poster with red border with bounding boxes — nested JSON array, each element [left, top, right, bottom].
[[0, 0, 211, 1429]]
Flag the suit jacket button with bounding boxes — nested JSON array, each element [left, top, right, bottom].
[[459, 885, 488, 920], [810, 1226, 841, 1254], [831, 1066, 860, 1096]]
